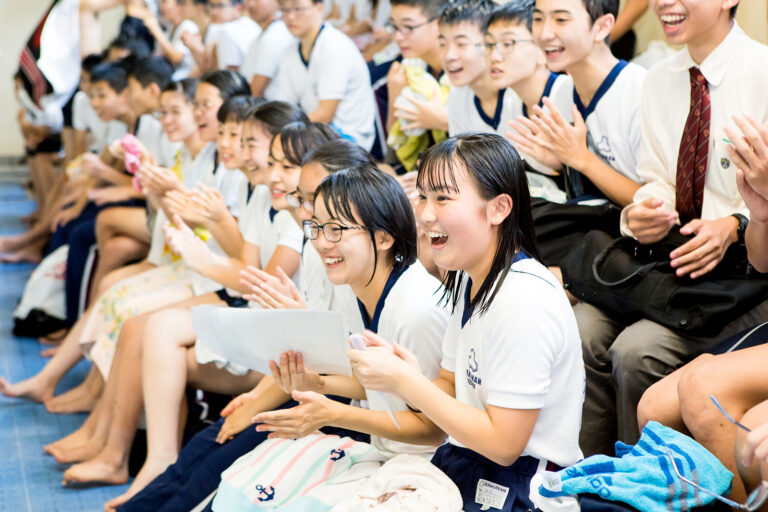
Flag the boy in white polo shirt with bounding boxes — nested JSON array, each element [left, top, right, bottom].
[[203, 0, 261, 71], [239, 0, 296, 97], [574, 0, 768, 457], [267, 0, 376, 149], [513, 0, 645, 206]]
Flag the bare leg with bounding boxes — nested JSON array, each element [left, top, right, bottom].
[[636, 357, 700, 434], [45, 365, 103, 414], [678, 346, 768, 502], [90, 214, 149, 304], [0, 237, 46, 263], [735, 399, 768, 512], [79, 0, 126, 57]]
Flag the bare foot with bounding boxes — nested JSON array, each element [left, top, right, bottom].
[[104, 456, 174, 510], [0, 234, 25, 253], [40, 346, 59, 358], [45, 379, 101, 414], [44, 421, 104, 464], [20, 211, 40, 225], [62, 455, 129, 487], [0, 375, 55, 402], [0, 246, 42, 264]]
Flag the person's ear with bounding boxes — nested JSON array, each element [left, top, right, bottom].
[[487, 193, 512, 226], [721, 0, 739, 14], [591, 13, 614, 44], [374, 230, 395, 252]]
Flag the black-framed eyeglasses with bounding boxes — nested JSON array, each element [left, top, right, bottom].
[[385, 17, 436, 36], [286, 191, 314, 212], [278, 5, 315, 16], [303, 220, 367, 242], [480, 39, 535, 56]]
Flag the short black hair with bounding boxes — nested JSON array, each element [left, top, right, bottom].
[[90, 61, 129, 93], [418, 133, 541, 316], [303, 139, 376, 170], [390, 0, 443, 20], [315, 165, 418, 280], [439, 0, 496, 29], [217, 95, 263, 123], [582, 0, 619, 24], [81, 54, 104, 74], [129, 56, 175, 90], [163, 78, 198, 103], [108, 34, 152, 59], [487, 0, 535, 31], [274, 122, 340, 166], [200, 69, 252, 101], [730, 4, 738, 17], [248, 101, 309, 138]]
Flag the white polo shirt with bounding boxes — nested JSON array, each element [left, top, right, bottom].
[[267, 23, 376, 150], [214, 16, 261, 69], [166, 19, 199, 80], [72, 91, 128, 153], [441, 256, 584, 467], [240, 19, 295, 98], [621, 22, 768, 237]]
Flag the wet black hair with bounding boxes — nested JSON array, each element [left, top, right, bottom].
[[390, 0, 443, 20], [81, 54, 104, 74], [163, 77, 199, 103], [315, 165, 418, 281], [128, 56, 175, 90], [417, 132, 541, 315], [273, 122, 340, 167], [302, 139, 376, 170], [90, 61, 129, 93], [216, 95, 263, 123], [487, 0, 534, 31], [439, 0, 496, 29], [200, 69, 252, 101], [247, 100, 308, 138]]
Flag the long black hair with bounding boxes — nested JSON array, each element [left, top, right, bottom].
[[273, 122, 340, 166], [417, 132, 541, 315], [315, 165, 418, 283]]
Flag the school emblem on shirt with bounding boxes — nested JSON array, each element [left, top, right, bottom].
[[721, 157, 731, 169], [466, 348, 482, 388], [254, 484, 275, 502], [330, 448, 346, 461], [587, 133, 616, 163]]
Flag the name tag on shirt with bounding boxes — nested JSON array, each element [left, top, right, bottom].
[[475, 479, 510, 510]]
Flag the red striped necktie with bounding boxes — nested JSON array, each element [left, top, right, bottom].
[[675, 67, 710, 225]]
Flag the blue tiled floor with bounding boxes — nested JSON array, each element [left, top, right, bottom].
[[0, 182, 129, 511]]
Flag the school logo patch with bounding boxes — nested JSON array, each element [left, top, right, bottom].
[[466, 348, 481, 388], [588, 133, 616, 163], [720, 157, 731, 169]]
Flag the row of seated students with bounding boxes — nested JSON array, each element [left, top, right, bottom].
[[3, 0, 768, 509]]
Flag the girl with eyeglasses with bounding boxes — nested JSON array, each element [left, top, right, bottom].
[[205, 164, 448, 510], [347, 133, 585, 512], [116, 138, 389, 512]]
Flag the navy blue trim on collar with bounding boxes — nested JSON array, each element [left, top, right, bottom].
[[573, 60, 628, 119], [299, 23, 325, 68], [522, 71, 558, 119], [356, 265, 408, 333], [269, 207, 279, 222], [211, 149, 219, 175], [246, 183, 256, 203], [461, 252, 529, 328], [473, 88, 506, 131], [132, 116, 142, 136]]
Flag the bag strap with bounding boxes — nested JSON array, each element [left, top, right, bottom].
[[592, 237, 661, 287]]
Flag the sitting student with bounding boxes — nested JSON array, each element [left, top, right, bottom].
[[510, 0, 645, 206], [576, 0, 768, 457], [485, 0, 573, 178], [208, 164, 447, 510], [348, 133, 584, 512], [267, 0, 376, 150], [208, 0, 261, 71], [97, 104, 311, 510], [440, 0, 502, 137], [116, 139, 377, 512], [635, 114, 768, 504], [239, 0, 296, 97], [132, 0, 200, 80]]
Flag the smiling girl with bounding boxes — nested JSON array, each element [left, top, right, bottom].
[[349, 133, 585, 512]]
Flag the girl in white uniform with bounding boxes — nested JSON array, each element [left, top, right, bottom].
[[349, 133, 585, 512], [210, 164, 448, 510]]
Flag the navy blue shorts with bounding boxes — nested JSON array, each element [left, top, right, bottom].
[[431, 443, 558, 512]]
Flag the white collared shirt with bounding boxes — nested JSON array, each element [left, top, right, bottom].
[[621, 22, 768, 237]]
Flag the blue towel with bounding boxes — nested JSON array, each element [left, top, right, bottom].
[[537, 421, 733, 512]]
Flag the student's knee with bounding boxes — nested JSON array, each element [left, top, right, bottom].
[[95, 209, 119, 242], [574, 303, 615, 370], [637, 380, 665, 431], [677, 354, 722, 437]]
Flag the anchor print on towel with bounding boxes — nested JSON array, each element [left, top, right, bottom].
[[330, 448, 346, 461], [254, 484, 276, 502]]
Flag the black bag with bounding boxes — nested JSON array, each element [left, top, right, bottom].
[[561, 229, 768, 336], [532, 198, 621, 267]]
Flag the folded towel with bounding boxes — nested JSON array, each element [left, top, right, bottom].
[[536, 421, 733, 512]]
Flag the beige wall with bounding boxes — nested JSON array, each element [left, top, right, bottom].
[[0, 1, 765, 156], [0, 1, 122, 156]]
